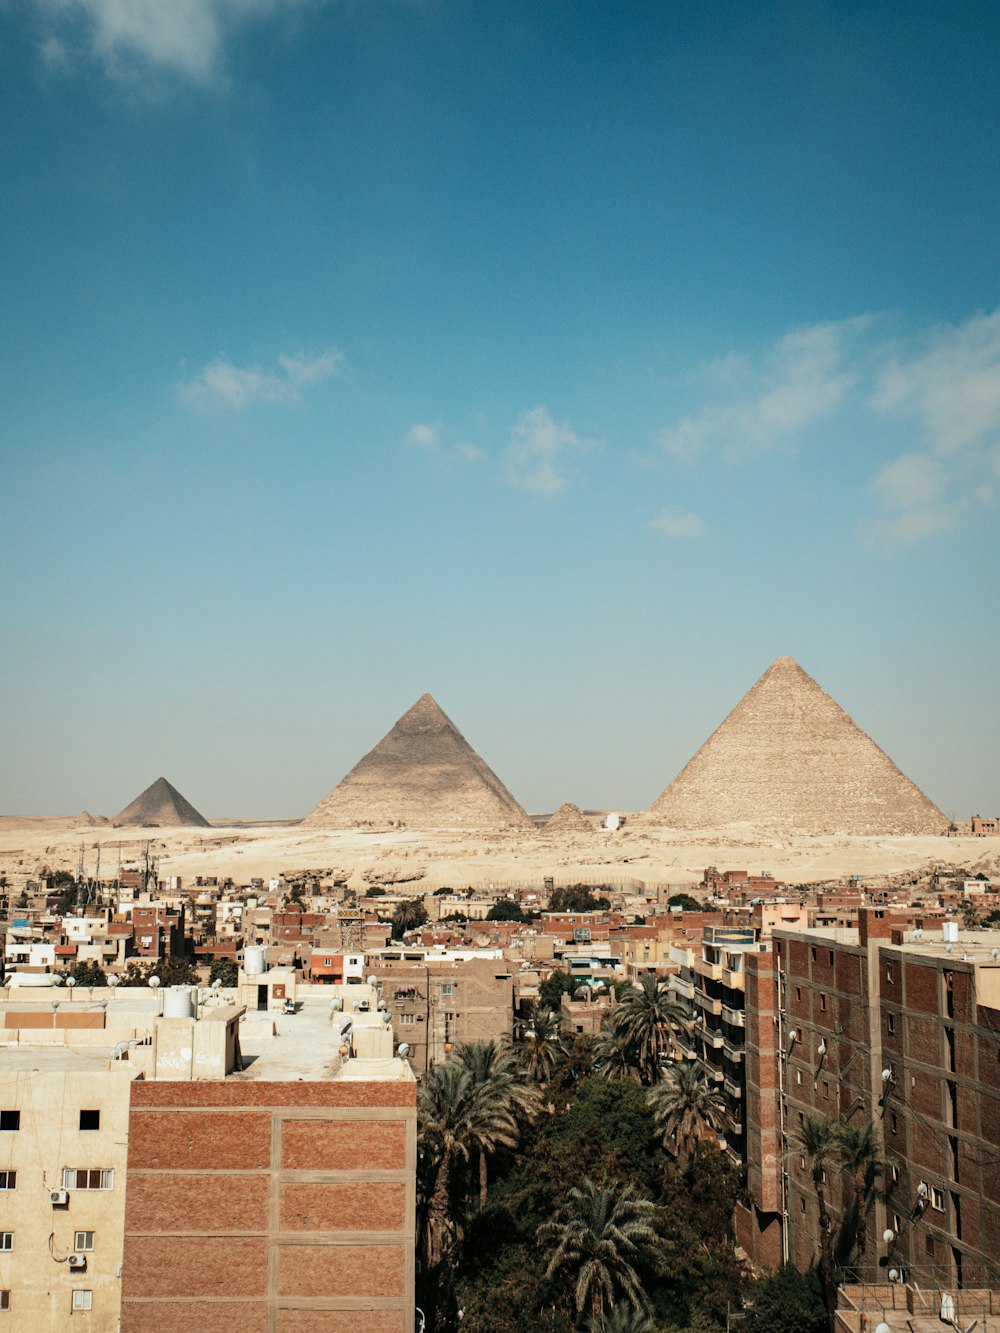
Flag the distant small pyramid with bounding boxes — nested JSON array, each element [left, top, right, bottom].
[[304, 694, 532, 831], [644, 657, 946, 835], [113, 777, 210, 828], [542, 803, 593, 834]]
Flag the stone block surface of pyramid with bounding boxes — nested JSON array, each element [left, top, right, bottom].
[[304, 694, 532, 831], [542, 802, 593, 834], [644, 657, 946, 835], [113, 777, 210, 828]]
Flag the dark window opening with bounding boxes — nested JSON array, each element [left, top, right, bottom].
[[79, 1110, 100, 1132], [0, 1111, 19, 1132]]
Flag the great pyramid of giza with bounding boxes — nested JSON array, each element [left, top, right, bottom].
[[644, 657, 946, 835], [304, 694, 532, 831], [112, 777, 210, 828], [542, 802, 593, 834]]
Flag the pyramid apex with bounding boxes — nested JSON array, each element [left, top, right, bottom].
[[771, 656, 799, 668]]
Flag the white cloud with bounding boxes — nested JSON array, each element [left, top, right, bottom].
[[503, 405, 592, 496], [404, 423, 438, 450], [869, 308, 1000, 543], [31, 0, 306, 83], [651, 507, 706, 539], [180, 347, 342, 409], [660, 317, 868, 461]]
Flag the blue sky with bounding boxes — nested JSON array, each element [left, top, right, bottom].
[[2, 1, 998, 819]]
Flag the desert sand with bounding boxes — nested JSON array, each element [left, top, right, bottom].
[[1, 814, 995, 893]]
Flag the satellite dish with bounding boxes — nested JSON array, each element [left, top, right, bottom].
[[107, 974, 119, 988], [148, 976, 161, 989], [881, 1068, 893, 1083], [367, 974, 377, 987], [992, 948, 999, 960], [329, 997, 343, 1012], [913, 928, 923, 940], [917, 1180, 928, 1197], [817, 1039, 826, 1056], [787, 1028, 798, 1043], [211, 978, 222, 990], [883, 1228, 895, 1244], [398, 1043, 410, 1058], [66, 977, 76, 989]]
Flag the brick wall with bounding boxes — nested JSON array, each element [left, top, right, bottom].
[[121, 1080, 416, 1333]]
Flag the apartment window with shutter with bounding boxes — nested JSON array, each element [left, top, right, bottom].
[[62, 1169, 113, 1190], [71, 1291, 92, 1312], [0, 1173, 14, 1190], [74, 1232, 95, 1252]]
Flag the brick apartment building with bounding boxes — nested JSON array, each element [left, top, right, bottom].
[[740, 908, 1000, 1292]]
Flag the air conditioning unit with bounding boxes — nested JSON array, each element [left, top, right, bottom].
[[68, 1254, 87, 1270], [50, 1189, 69, 1207]]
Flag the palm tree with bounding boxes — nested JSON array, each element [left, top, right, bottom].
[[836, 1118, 883, 1278], [518, 1007, 568, 1084], [611, 973, 691, 1084], [538, 1178, 659, 1324], [391, 898, 428, 937], [586, 1305, 660, 1333], [453, 1039, 540, 1205], [593, 1022, 644, 1084], [647, 1060, 726, 1155], [793, 1112, 840, 1317]]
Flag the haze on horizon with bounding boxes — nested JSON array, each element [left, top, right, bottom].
[[2, 2, 998, 822]]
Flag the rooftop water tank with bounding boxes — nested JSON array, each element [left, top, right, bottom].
[[244, 946, 267, 976], [163, 986, 195, 1019]]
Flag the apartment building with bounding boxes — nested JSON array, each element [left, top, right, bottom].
[[0, 978, 416, 1331], [740, 909, 1000, 1293]]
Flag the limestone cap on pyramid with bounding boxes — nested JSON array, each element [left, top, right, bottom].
[[304, 693, 532, 831], [643, 656, 946, 836], [112, 776, 210, 828], [541, 802, 593, 834]]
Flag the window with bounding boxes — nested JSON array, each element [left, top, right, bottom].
[[822, 1081, 829, 1100], [62, 1169, 113, 1191], [820, 994, 827, 1012], [800, 1198, 806, 1213], [931, 1187, 945, 1211], [795, 1069, 802, 1085], [829, 950, 835, 965], [399, 1013, 416, 1026], [799, 1155, 806, 1170], [887, 1014, 895, 1034], [71, 1291, 92, 1312], [0, 1235, 11, 1252], [810, 947, 817, 963], [891, 1165, 900, 1184], [440, 983, 454, 997], [890, 1113, 898, 1133], [892, 1212, 901, 1232], [74, 1232, 94, 1252], [886, 964, 893, 983], [795, 986, 801, 1003], [0, 1292, 8, 1311], [0, 1173, 14, 1190], [0, 1111, 19, 1132], [79, 1110, 100, 1132]]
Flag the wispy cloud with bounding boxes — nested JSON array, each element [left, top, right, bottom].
[[869, 308, 1000, 543], [503, 405, 593, 496], [651, 507, 706, 539], [402, 422, 482, 464], [180, 347, 343, 409], [660, 317, 868, 461], [31, 0, 308, 84]]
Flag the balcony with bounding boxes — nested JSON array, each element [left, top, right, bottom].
[[670, 975, 695, 1000], [723, 1037, 745, 1060], [721, 1004, 745, 1027], [724, 1076, 744, 1099], [693, 957, 722, 981], [696, 991, 722, 1016], [697, 1022, 724, 1049]]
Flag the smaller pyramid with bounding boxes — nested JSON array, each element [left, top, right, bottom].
[[542, 803, 593, 834], [305, 694, 532, 831], [113, 777, 210, 828]]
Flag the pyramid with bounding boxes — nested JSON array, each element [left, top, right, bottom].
[[542, 802, 593, 834], [644, 657, 946, 835], [113, 777, 210, 828], [304, 693, 532, 831]]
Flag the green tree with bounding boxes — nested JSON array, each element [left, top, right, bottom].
[[367, 887, 387, 897], [587, 1307, 660, 1333], [550, 884, 611, 913], [487, 900, 529, 922], [593, 1023, 644, 1084], [668, 893, 702, 912], [612, 973, 691, 1084], [453, 1040, 540, 1205], [209, 957, 239, 987], [16, 889, 30, 909], [70, 959, 106, 987], [518, 1008, 568, 1084], [538, 1178, 659, 1324], [741, 1265, 827, 1333], [392, 898, 429, 939], [793, 1113, 839, 1318], [835, 1117, 883, 1277], [540, 969, 577, 1011], [648, 1062, 726, 1156]]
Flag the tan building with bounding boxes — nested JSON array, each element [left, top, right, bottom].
[[0, 977, 416, 1331]]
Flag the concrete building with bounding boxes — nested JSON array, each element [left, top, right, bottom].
[[740, 910, 1000, 1294], [0, 976, 416, 1331]]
